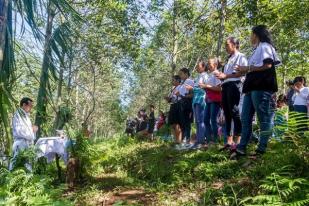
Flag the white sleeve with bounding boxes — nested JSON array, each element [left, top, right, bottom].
[[214, 76, 221, 86], [299, 88, 309, 99], [12, 113, 33, 141], [202, 74, 208, 84], [251, 44, 273, 67], [261, 44, 273, 61], [239, 55, 248, 66], [12, 114, 25, 139]]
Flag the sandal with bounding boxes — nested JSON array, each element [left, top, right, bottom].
[[229, 144, 237, 153]]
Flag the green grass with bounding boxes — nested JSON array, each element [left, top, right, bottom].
[[67, 135, 308, 205], [1, 134, 308, 205]]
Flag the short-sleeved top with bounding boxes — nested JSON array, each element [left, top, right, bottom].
[[179, 78, 194, 97], [293, 87, 309, 106], [206, 71, 221, 86], [248, 42, 280, 67], [223, 51, 248, 84], [193, 72, 208, 107], [243, 42, 281, 93]]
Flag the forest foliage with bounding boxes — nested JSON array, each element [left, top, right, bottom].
[[0, 0, 308, 205]]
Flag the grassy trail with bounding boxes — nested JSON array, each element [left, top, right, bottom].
[[66, 137, 308, 206]]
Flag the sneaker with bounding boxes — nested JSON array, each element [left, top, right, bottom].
[[189, 143, 203, 150], [181, 142, 191, 147], [174, 144, 185, 151]]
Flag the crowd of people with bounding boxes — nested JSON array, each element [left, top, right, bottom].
[[126, 25, 308, 159]]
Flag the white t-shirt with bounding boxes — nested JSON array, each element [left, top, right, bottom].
[[223, 51, 248, 84], [179, 78, 194, 96], [248, 42, 280, 67], [293, 87, 309, 106], [194, 72, 209, 87], [206, 71, 221, 86]]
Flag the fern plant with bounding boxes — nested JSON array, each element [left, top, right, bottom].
[[240, 172, 309, 206], [0, 168, 71, 205]]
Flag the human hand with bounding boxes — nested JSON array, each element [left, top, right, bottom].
[[32, 125, 38, 133], [216, 72, 227, 80], [185, 84, 193, 90]]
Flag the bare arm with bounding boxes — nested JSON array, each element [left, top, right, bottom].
[[216, 72, 244, 80], [235, 63, 273, 74]]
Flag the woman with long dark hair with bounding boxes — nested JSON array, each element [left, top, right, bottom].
[[216, 37, 248, 148], [231, 25, 281, 159]]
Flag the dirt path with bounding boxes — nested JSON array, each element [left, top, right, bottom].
[[97, 189, 156, 206]]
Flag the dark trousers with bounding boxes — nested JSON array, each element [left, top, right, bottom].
[[294, 105, 308, 133], [221, 81, 242, 136], [180, 98, 192, 142]]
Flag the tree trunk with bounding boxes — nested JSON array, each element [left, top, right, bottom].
[[0, 0, 12, 155], [0, 0, 9, 66], [35, 2, 55, 138], [216, 0, 226, 57], [52, 65, 64, 132], [171, 0, 178, 75]]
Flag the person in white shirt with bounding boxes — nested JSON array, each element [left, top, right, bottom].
[[165, 75, 183, 148], [232, 25, 281, 158], [178, 68, 194, 143], [199, 58, 222, 144], [216, 37, 248, 147], [9, 97, 38, 170], [292, 76, 308, 133]]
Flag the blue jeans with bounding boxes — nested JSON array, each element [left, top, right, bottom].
[[204, 102, 220, 143], [237, 91, 274, 153], [193, 104, 206, 144], [222, 123, 227, 144]]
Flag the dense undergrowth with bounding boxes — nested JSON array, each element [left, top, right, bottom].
[[0, 130, 308, 205], [88, 135, 309, 205]]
